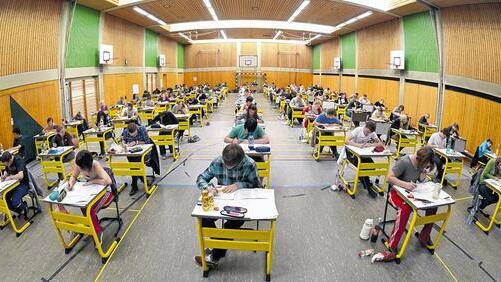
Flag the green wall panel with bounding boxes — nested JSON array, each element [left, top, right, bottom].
[[66, 4, 100, 68], [10, 98, 43, 162], [403, 12, 439, 73], [177, 43, 184, 68], [341, 32, 356, 69], [145, 30, 159, 67], [312, 45, 321, 69]]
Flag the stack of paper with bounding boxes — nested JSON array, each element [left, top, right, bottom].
[[0, 180, 17, 193]]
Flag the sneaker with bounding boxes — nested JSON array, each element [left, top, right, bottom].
[[129, 186, 138, 196], [415, 232, 433, 248], [367, 187, 377, 198], [372, 250, 396, 263], [194, 254, 218, 269], [161, 155, 168, 160]]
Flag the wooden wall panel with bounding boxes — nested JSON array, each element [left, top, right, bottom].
[[103, 73, 144, 105], [320, 38, 340, 71], [313, 75, 322, 86], [176, 73, 184, 86], [319, 75, 340, 91], [184, 72, 236, 89], [357, 77, 399, 110], [240, 42, 257, 56], [261, 43, 312, 69], [357, 19, 401, 70], [442, 89, 501, 153], [340, 75, 356, 95], [264, 72, 312, 88], [442, 3, 501, 84], [161, 72, 178, 88], [403, 82, 438, 127], [184, 43, 237, 68], [0, 95, 13, 148], [0, 0, 61, 76], [159, 36, 178, 68], [102, 14, 144, 67]]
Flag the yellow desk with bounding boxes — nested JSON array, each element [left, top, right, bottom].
[[64, 120, 83, 139], [390, 129, 419, 159], [474, 179, 501, 234], [42, 183, 119, 263], [83, 126, 114, 154], [382, 186, 454, 264], [433, 148, 465, 189], [108, 106, 122, 118], [0, 180, 31, 236], [238, 144, 271, 188], [147, 124, 179, 160], [279, 99, 286, 114], [111, 116, 137, 129], [339, 145, 392, 198], [34, 132, 56, 156], [189, 105, 204, 126], [313, 126, 346, 161], [154, 103, 169, 116], [305, 115, 317, 140], [192, 189, 277, 281], [336, 104, 347, 117], [174, 114, 192, 138], [289, 106, 305, 127], [39, 146, 75, 187], [138, 107, 155, 124], [107, 144, 157, 196], [418, 123, 437, 145]]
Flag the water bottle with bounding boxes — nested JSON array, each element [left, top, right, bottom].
[[446, 137, 452, 154], [248, 134, 255, 150], [0, 143, 3, 153], [360, 218, 374, 240]]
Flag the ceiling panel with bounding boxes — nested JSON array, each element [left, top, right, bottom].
[[211, 0, 303, 21], [427, 0, 500, 8], [108, 7, 157, 27], [388, 1, 428, 16], [140, 0, 212, 23], [295, 0, 367, 26]]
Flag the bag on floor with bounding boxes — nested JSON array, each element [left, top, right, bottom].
[[188, 135, 201, 143]]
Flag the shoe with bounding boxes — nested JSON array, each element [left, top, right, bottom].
[[372, 250, 396, 262], [367, 187, 377, 198], [194, 252, 218, 269], [161, 155, 167, 160], [415, 232, 433, 248], [129, 186, 138, 196]]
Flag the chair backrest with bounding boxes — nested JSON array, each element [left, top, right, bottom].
[[103, 166, 118, 196]]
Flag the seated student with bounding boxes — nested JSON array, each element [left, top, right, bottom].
[[374, 99, 385, 109], [158, 92, 169, 102], [194, 144, 261, 269], [73, 111, 89, 137], [66, 150, 113, 241], [390, 105, 405, 121], [475, 157, 501, 212], [418, 113, 430, 126], [43, 117, 57, 133], [99, 100, 108, 112], [0, 151, 30, 218], [121, 103, 139, 120], [344, 121, 384, 197], [132, 93, 140, 102], [171, 99, 196, 131], [53, 125, 78, 180], [288, 93, 306, 123], [337, 93, 348, 105], [386, 114, 412, 148], [427, 127, 450, 184], [371, 106, 387, 121], [239, 96, 254, 113], [12, 128, 25, 158], [152, 110, 179, 160], [224, 118, 269, 145], [143, 97, 155, 108], [313, 108, 341, 158], [95, 110, 112, 157], [142, 90, 151, 100], [303, 100, 323, 128], [236, 104, 263, 125], [378, 146, 437, 261], [471, 139, 493, 168], [121, 122, 153, 195], [359, 94, 370, 105], [116, 96, 126, 106]]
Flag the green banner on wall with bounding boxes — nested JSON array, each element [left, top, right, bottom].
[[66, 4, 100, 68]]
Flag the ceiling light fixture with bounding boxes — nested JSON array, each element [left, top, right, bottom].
[[273, 30, 283, 40], [133, 6, 166, 25], [220, 30, 227, 39], [306, 34, 321, 44], [178, 32, 193, 42], [288, 0, 310, 22], [203, 0, 219, 21], [189, 38, 309, 44], [335, 11, 373, 29], [170, 20, 336, 34]]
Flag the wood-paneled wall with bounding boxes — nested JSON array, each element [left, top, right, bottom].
[[442, 89, 501, 153], [403, 82, 438, 127], [102, 14, 144, 67], [0, 0, 61, 76], [442, 3, 501, 84], [357, 77, 399, 110], [241, 42, 257, 56], [318, 75, 340, 91], [0, 81, 61, 146], [184, 43, 237, 68], [159, 36, 177, 68], [320, 38, 339, 71], [103, 73, 144, 104], [313, 74, 322, 86], [340, 75, 356, 95], [261, 43, 312, 69], [184, 71, 236, 89], [265, 72, 313, 88], [357, 19, 401, 70]]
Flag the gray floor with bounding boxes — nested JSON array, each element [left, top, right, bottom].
[[1, 93, 500, 282]]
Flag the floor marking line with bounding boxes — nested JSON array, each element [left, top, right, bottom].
[[434, 252, 459, 282]]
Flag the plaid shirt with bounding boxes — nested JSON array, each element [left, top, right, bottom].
[[196, 155, 261, 189], [121, 125, 150, 144]]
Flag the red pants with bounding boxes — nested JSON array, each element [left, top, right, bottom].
[[81, 192, 114, 235], [387, 190, 437, 250]]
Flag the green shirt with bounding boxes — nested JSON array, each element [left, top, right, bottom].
[[481, 158, 498, 184], [228, 124, 265, 141]]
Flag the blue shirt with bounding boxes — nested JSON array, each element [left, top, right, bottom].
[[315, 113, 340, 125], [121, 125, 150, 144], [478, 140, 492, 158]]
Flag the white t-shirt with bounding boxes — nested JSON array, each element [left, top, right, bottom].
[[349, 126, 377, 144], [428, 132, 445, 148]]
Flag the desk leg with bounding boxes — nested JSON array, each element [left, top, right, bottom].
[[196, 218, 209, 277], [0, 197, 31, 237], [344, 155, 361, 199], [440, 157, 449, 188], [395, 208, 418, 264], [266, 221, 276, 281], [427, 206, 452, 252], [475, 194, 501, 234]]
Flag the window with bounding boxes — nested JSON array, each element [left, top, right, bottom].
[[68, 78, 98, 120]]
